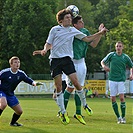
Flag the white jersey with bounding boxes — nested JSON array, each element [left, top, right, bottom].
[[46, 25, 87, 59]]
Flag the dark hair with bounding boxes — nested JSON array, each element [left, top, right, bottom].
[[56, 9, 72, 24], [72, 15, 82, 25]]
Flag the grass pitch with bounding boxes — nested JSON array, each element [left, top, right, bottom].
[[0, 96, 132, 133]]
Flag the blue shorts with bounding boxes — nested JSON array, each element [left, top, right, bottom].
[[0, 91, 19, 107]]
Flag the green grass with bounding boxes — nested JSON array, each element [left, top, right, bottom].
[[0, 97, 132, 133]]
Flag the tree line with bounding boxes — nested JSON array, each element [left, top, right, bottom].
[[0, 0, 133, 75]]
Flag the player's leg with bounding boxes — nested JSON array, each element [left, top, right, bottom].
[[118, 82, 126, 124], [11, 104, 23, 126], [51, 58, 70, 124], [64, 76, 74, 109], [68, 73, 88, 109], [64, 87, 74, 109], [53, 79, 67, 117], [109, 81, 121, 123], [65, 76, 86, 124], [62, 57, 88, 124], [62, 80, 67, 93], [7, 95, 23, 126], [0, 92, 7, 116], [54, 76, 67, 114], [74, 59, 93, 116], [73, 91, 86, 125]]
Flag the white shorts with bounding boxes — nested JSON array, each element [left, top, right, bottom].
[[66, 58, 87, 88], [109, 80, 126, 96]]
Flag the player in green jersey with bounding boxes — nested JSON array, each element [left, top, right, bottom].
[[101, 41, 133, 124], [64, 15, 105, 125]]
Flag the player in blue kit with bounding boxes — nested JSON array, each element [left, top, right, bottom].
[[0, 56, 42, 126]]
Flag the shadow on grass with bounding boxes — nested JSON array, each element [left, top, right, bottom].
[[0, 126, 50, 133]]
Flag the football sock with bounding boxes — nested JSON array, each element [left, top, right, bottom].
[[120, 102, 126, 118], [57, 91, 66, 114], [10, 113, 21, 124], [0, 109, 3, 115], [62, 81, 67, 93], [74, 92, 81, 115], [64, 90, 71, 109], [76, 89, 86, 107], [112, 102, 120, 118]]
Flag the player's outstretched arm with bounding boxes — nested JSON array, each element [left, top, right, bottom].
[[33, 43, 52, 56], [33, 50, 42, 56], [89, 23, 106, 48], [32, 81, 44, 86], [82, 27, 108, 43]]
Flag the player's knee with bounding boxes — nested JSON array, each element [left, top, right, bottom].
[[73, 82, 81, 90], [17, 110, 23, 115], [1, 103, 7, 110], [66, 87, 74, 93], [120, 97, 124, 102]]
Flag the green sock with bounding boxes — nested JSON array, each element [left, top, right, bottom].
[[74, 92, 81, 115], [64, 90, 71, 109], [120, 102, 126, 118], [112, 102, 120, 118]]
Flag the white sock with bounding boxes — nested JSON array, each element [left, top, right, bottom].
[[76, 89, 86, 107], [56, 91, 66, 114]]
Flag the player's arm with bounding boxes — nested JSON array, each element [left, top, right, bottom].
[[89, 23, 105, 48], [101, 60, 110, 72], [33, 50, 42, 55], [22, 73, 43, 86], [41, 43, 52, 56], [82, 27, 108, 42], [33, 43, 52, 56], [89, 35, 102, 48], [129, 67, 133, 80]]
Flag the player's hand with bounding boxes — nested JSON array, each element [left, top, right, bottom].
[[129, 74, 133, 80], [100, 27, 109, 35], [98, 23, 104, 31], [41, 49, 47, 56], [36, 82, 44, 86], [98, 23, 109, 35], [103, 65, 110, 72], [33, 50, 42, 56]]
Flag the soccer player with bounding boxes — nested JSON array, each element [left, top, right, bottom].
[[33, 9, 108, 125], [0, 56, 42, 126], [101, 41, 133, 124], [64, 15, 105, 125]]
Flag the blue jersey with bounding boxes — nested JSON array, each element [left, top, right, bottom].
[[0, 68, 34, 96]]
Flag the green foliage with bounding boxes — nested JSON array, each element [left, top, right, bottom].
[[0, 0, 58, 73], [106, 19, 133, 56], [92, 0, 128, 29], [0, 0, 133, 74]]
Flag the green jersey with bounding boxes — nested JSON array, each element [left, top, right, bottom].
[[102, 52, 133, 82], [73, 28, 90, 59]]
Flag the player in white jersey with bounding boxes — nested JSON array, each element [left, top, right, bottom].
[[33, 9, 108, 125]]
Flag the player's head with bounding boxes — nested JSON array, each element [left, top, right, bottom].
[[9, 56, 20, 70], [56, 9, 72, 26], [115, 41, 124, 54], [72, 15, 84, 29]]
